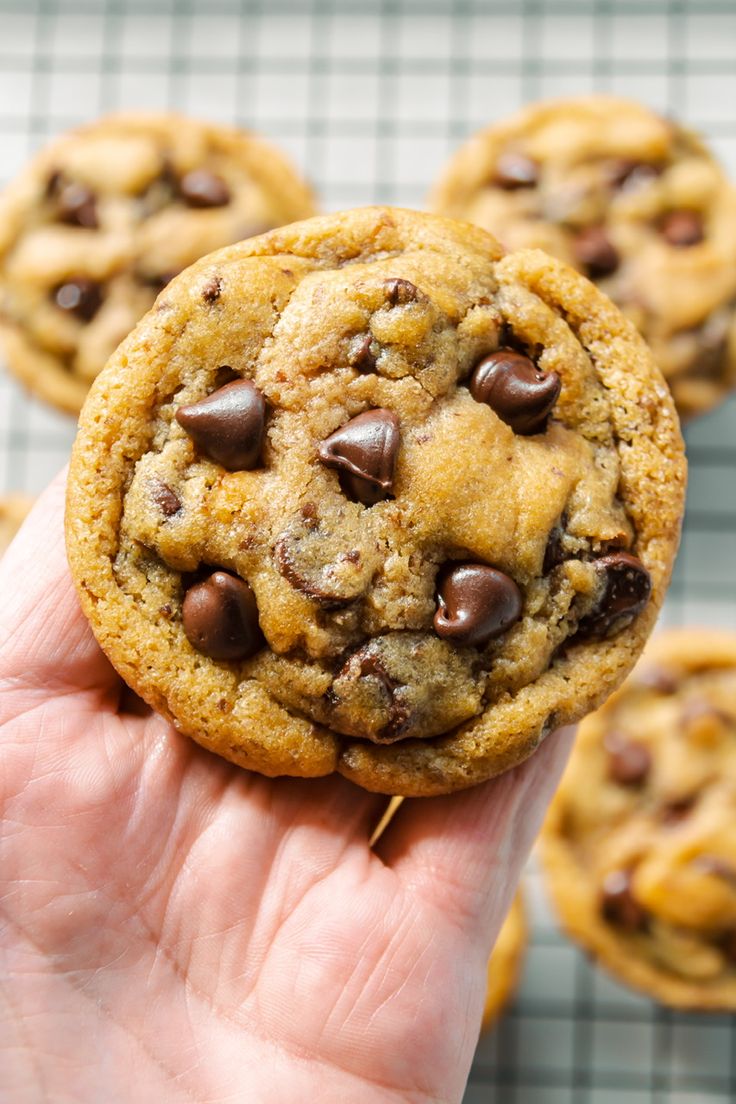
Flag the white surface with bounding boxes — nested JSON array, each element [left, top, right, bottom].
[[0, 2, 734, 1100]]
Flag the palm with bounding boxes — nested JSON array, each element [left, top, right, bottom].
[[1, 475, 571, 1104]]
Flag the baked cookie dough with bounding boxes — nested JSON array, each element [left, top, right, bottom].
[[430, 96, 736, 420], [483, 893, 526, 1029], [542, 629, 736, 1010], [0, 113, 316, 414], [65, 207, 685, 796], [0, 493, 33, 556]]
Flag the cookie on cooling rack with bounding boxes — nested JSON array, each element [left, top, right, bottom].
[[542, 629, 736, 1010], [0, 494, 33, 556], [65, 207, 685, 796], [0, 113, 316, 414], [483, 893, 526, 1029], [430, 96, 736, 421]]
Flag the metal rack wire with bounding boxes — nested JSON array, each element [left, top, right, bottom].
[[1, 2, 734, 1100]]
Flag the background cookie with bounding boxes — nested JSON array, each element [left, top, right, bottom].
[[482, 893, 526, 1030], [0, 493, 33, 556], [542, 629, 736, 1010], [0, 113, 316, 414], [66, 206, 685, 796], [430, 96, 736, 421]]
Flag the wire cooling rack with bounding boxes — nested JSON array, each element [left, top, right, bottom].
[[1, 2, 735, 1101]]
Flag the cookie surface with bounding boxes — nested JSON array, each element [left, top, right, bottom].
[[0, 113, 315, 414], [66, 207, 685, 796], [542, 629, 736, 1009], [482, 893, 526, 1029], [430, 96, 736, 420], [0, 494, 33, 556]]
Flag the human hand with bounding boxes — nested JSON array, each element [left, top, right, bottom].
[[0, 471, 572, 1104]]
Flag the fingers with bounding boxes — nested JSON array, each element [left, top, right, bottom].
[[374, 726, 575, 935], [0, 468, 118, 695]]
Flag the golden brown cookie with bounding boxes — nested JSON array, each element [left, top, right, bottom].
[[0, 494, 33, 556], [65, 207, 685, 796], [430, 96, 736, 420], [0, 113, 316, 414], [542, 629, 736, 1010], [482, 893, 526, 1029]]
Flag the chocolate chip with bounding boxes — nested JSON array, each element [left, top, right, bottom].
[[53, 179, 98, 229], [694, 855, 736, 888], [179, 170, 231, 208], [434, 562, 522, 648], [600, 870, 648, 932], [176, 379, 266, 471], [385, 278, 419, 306], [604, 731, 651, 787], [348, 333, 377, 373], [182, 570, 262, 661], [150, 478, 181, 518], [494, 151, 539, 190], [635, 665, 678, 694], [469, 348, 561, 435], [275, 509, 376, 608], [543, 522, 566, 574], [579, 552, 652, 638], [318, 409, 400, 506], [660, 210, 704, 248], [721, 931, 736, 965], [300, 501, 319, 530], [140, 271, 179, 292], [661, 794, 696, 824], [355, 651, 412, 743], [54, 278, 103, 322], [608, 159, 662, 191], [202, 276, 222, 303], [572, 225, 620, 279]]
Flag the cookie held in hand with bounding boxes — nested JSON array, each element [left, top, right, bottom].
[[542, 629, 736, 1010], [65, 207, 685, 795]]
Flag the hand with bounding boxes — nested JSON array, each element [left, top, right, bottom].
[[0, 472, 572, 1104]]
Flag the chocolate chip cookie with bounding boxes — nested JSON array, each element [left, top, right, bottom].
[[483, 893, 526, 1029], [430, 96, 736, 420], [542, 629, 736, 1009], [0, 494, 33, 556], [0, 113, 316, 414], [65, 207, 685, 796]]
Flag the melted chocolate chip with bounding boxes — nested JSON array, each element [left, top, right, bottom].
[[150, 478, 181, 518], [202, 276, 222, 303], [604, 731, 652, 787], [356, 652, 412, 743], [179, 170, 231, 208], [434, 563, 522, 648], [579, 552, 652, 638], [385, 278, 420, 306], [661, 794, 697, 824], [608, 159, 662, 191], [176, 379, 266, 471], [543, 523, 566, 574], [54, 278, 103, 321], [660, 210, 704, 248], [635, 665, 679, 695], [600, 870, 648, 932], [469, 348, 561, 435], [721, 931, 736, 965], [318, 409, 400, 505], [53, 178, 98, 229], [182, 570, 262, 661], [572, 225, 620, 279], [494, 151, 539, 189], [348, 333, 377, 373]]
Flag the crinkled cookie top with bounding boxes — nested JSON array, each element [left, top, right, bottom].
[[66, 207, 685, 796]]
